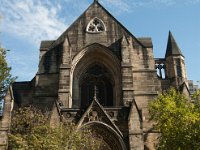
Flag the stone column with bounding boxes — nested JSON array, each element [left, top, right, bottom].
[[0, 87, 14, 150], [121, 35, 134, 106], [128, 100, 144, 150], [58, 37, 72, 108]]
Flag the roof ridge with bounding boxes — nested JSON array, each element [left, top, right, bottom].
[[48, 1, 146, 50]]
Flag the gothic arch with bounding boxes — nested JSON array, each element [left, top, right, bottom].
[[78, 121, 127, 150], [70, 44, 121, 108], [79, 64, 114, 108], [86, 17, 106, 33]]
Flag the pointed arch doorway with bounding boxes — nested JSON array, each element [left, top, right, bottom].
[[71, 44, 122, 108], [79, 122, 127, 150]]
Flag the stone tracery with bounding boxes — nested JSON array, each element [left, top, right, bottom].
[[86, 17, 106, 33]]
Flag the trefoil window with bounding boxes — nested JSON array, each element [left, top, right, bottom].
[[86, 17, 106, 33]]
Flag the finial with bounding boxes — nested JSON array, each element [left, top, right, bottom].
[[94, 0, 98, 3], [94, 85, 97, 101]]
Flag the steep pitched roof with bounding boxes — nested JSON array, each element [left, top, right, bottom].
[[165, 31, 183, 58], [40, 40, 55, 51], [138, 37, 153, 48], [48, 0, 145, 49]]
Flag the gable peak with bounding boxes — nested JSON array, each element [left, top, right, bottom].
[[93, 0, 100, 5], [77, 98, 123, 137]]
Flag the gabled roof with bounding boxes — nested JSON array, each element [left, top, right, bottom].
[[40, 40, 55, 51], [165, 31, 183, 58], [48, 0, 146, 49], [138, 37, 153, 48]]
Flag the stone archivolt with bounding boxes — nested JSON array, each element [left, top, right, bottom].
[[77, 98, 127, 150]]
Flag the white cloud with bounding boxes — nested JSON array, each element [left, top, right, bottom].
[[152, 0, 175, 5], [102, 0, 130, 12], [185, 0, 200, 4], [101, 0, 200, 12], [1, 0, 199, 46], [0, 0, 66, 45], [0, 0, 199, 82], [100, 0, 175, 14]]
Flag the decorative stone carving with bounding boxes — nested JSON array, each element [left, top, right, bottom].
[[77, 98, 123, 138], [86, 17, 106, 33], [65, 113, 71, 118], [108, 111, 114, 118]]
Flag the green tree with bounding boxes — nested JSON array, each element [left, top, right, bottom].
[[1, 15, 15, 113], [149, 88, 200, 150], [0, 46, 14, 99], [9, 106, 103, 150], [192, 88, 200, 112]]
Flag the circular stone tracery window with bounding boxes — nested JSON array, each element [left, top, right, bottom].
[[86, 17, 106, 33]]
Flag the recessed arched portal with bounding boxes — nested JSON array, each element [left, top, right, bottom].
[[79, 121, 127, 150], [70, 44, 121, 108]]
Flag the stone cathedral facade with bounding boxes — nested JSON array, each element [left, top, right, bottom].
[[0, 1, 190, 149]]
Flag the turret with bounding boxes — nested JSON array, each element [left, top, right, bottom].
[[165, 31, 188, 88]]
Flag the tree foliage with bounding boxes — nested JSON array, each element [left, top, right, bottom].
[[149, 88, 200, 150], [192, 89, 200, 118], [0, 46, 14, 99], [9, 106, 103, 150]]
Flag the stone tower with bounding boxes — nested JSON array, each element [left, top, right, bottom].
[[165, 31, 188, 88]]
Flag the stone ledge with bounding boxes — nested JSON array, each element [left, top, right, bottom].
[[134, 91, 159, 96], [60, 64, 71, 69], [34, 93, 57, 97], [143, 130, 159, 133], [0, 128, 8, 131], [36, 72, 59, 75], [132, 69, 157, 73], [58, 89, 69, 93], [122, 88, 134, 91], [129, 132, 143, 135], [121, 62, 132, 67]]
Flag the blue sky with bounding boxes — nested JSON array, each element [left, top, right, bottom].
[[0, 0, 200, 85]]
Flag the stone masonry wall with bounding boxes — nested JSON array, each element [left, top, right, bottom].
[[0, 88, 13, 150]]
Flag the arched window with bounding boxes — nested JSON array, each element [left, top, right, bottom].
[[175, 59, 182, 77], [80, 65, 113, 108], [86, 17, 106, 33]]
